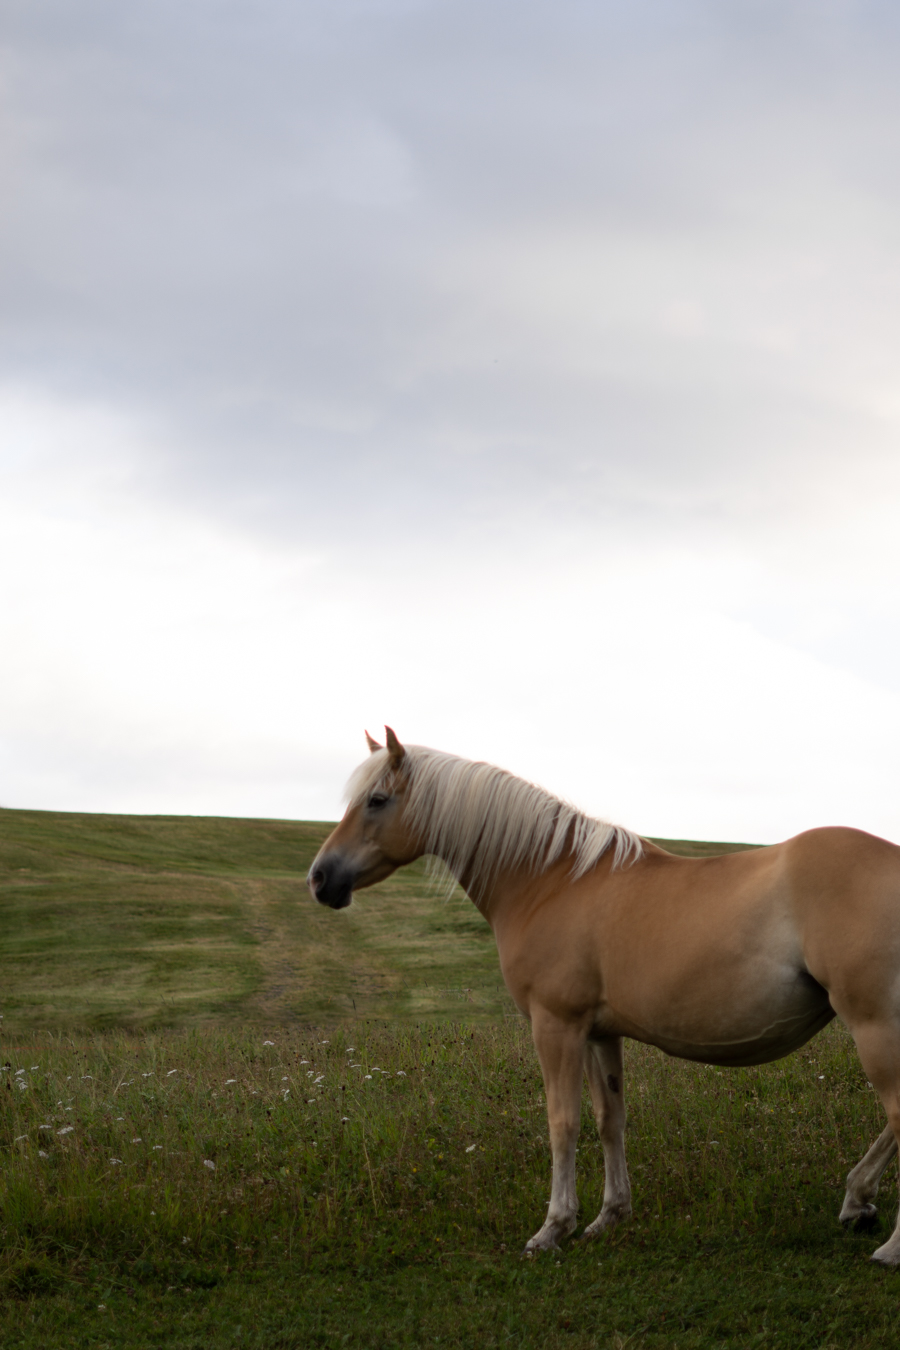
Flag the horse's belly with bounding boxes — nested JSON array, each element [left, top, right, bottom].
[[603, 969, 835, 1067]]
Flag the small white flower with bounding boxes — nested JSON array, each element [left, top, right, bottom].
[[319, 1040, 329, 1044], [13, 1135, 27, 1143], [314, 1075, 324, 1083], [153, 1145, 163, 1151], [142, 1072, 153, 1077], [182, 1235, 191, 1244], [117, 1117, 124, 1121], [364, 1075, 373, 1080], [263, 1040, 275, 1046], [397, 1071, 407, 1076], [346, 1047, 355, 1053], [299, 1059, 309, 1065], [110, 1158, 122, 1165], [132, 1137, 142, 1144], [203, 1159, 216, 1171], [57, 1126, 74, 1135], [16, 1081, 26, 1091], [38, 1150, 49, 1158], [14, 1068, 24, 1076], [30, 1065, 39, 1070], [281, 1076, 289, 1081], [307, 1098, 316, 1104], [341, 1117, 349, 1123], [97, 1304, 106, 1311], [465, 1144, 477, 1153], [225, 1079, 237, 1084], [38, 1125, 53, 1131], [81, 1074, 93, 1080], [166, 1069, 178, 1077]]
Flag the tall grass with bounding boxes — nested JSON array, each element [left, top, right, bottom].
[[1, 1018, 897, 1347]]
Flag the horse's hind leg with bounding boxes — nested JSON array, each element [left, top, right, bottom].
[[839, 1124, 897, 1230], [845, 1019, 900, 1264], [582, 1036, 632, 1238]]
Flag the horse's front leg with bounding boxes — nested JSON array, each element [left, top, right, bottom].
[[582, 1036, 632, 1237], [525, 1010, 587, 1252]]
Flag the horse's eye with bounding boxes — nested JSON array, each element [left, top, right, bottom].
[[368, 793, 389, 810]]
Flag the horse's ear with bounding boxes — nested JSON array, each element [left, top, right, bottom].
[[384, 726, 406, 763], [365, 730, 382, 754]]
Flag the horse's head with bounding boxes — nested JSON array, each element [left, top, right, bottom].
[[307, 727, 423, 909]]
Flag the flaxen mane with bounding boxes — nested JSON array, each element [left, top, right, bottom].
[[346, 745, 642, 902]]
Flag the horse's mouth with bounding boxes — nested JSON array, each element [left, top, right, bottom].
[[308, 862, 355, 910]]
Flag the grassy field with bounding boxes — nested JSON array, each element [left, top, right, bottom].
[[2, 808, 898, 1347], [0, 806, 757, 1031]]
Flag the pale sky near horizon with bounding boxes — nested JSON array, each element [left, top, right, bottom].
[[4, 1, 900, 842]]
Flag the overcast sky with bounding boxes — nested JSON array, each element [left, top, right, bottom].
[[3, 0, 900, 842]]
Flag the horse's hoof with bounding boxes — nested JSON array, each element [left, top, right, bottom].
[[842, 1204, 878, 1232], [870, 1245, 900, 1267]]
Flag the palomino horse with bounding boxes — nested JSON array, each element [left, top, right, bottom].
[[308, 729, 900, 1262]]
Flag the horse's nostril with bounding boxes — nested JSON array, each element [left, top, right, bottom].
[[311, 868, 325, 888]]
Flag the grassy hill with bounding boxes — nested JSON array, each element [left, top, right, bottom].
[[0, 807, 757, 1031]]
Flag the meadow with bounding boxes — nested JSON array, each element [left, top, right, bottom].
[[1, 808, 899, 1348]]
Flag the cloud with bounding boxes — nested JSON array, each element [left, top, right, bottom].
[[2, 3, 900, 837]]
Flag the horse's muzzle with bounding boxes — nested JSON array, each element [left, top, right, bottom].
[[307, 856, 355, 910]]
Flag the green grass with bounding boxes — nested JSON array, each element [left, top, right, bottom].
[[1, 1020, 898, 1348], [0, 808, 510, 1029], [0, 807, 758, 1032], [5, 807, 895, 1347]]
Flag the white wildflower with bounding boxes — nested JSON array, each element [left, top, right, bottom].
[[110, 1158, 122, 1165], [57, 1126, 74, 1135], [397, 1071, 407, 1076], [225, 1079, 237, 1085], [203, 1159, 216, 1171], [38, 1150, 49, 1158], [166, 1069, 178, 1077], [132, 1137, 142, 1144], [263, 1041, 275, 1046], [341, 1117, 349, 1123], [30, 1065, 39, 1070], [465, 1144, 477, 1153], [281, 1076, 289, 1081], [364, 1075, 373, 1080], [13, 1135, 27, 1143], [153, 1145, 163, 1151]]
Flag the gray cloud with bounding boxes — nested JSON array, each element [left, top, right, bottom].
[[5, 0, 900, 549]]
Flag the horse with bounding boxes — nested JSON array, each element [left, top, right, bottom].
[[308, 728, 900, 1263]]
